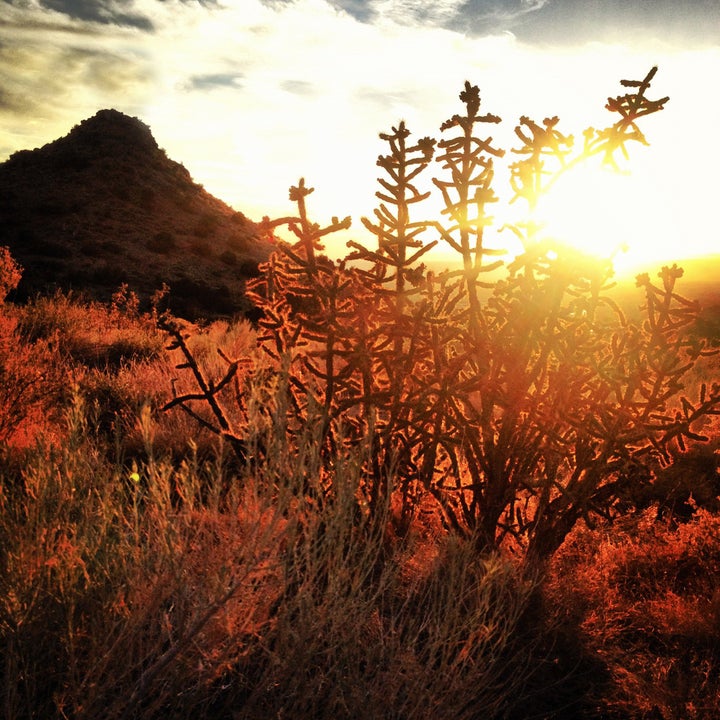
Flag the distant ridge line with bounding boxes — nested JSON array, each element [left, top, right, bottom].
[[0, 109, 274, 320]]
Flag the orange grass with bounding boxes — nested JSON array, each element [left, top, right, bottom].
[[1, 276, 719, 718]]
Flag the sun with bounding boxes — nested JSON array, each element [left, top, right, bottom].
[[528, 161, 652, 277]]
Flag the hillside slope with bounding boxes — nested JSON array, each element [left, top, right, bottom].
[[0, 109, 273, 319]]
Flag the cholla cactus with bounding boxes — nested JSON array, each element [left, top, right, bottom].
[[165, 68, 720, 565]]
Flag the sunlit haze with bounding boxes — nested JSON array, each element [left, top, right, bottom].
[[2, 1, 719, 278], [523, 161, 671, 278]]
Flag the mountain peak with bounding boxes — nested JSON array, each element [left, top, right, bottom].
[[6, 107, 161, 171], [70, 109, 159, 154], [0, 110, 273, 319]]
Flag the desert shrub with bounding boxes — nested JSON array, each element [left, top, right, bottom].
[[169, 276, 233, 314], [114, 183, 131, 201], [545, 510, 720, 719], [3, 228, 36, 262], [0, 395, 286, 720], [137, 186, 156, 210], [194, 212, 219, 238], [88, 261, 129, 287], [239, 259, 261, 277], [8, 294, 243, 459], [35, 198, 68, 216], [237, 539, 534, 720], [17, 286, 164, 368], [1, 284, 166, 451], [0, 380, 541, 720], [100, 239, 123, 253], [694, 305, 720, 347], [183, 318, 256, 366], [79, 364, 160, 441], [79, 240, 103, 257], [219, 249, 236, 266], [167, 67, 719, 568], [0, 248, 62, 444], [0, 328, 58, 446], [39, 239, 70, 258], [192, 391, 537, 720], [148, 230, 176, 254], [190, 238, 212, 256], [0, 247, 21, 301], [618, 439, 720, 521], [121, 319, 257, 462]]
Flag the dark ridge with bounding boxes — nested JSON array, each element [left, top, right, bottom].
[[0, 109, 274, 320]]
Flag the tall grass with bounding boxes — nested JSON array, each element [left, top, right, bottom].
[[16, 286, 164, 369], [544, 509, 720, 720], [0, 393, 283, 719], [0, 369, 537, 720], [2, 283, 720, 718]]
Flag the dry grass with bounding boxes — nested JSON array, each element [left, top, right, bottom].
[[545, 510, 720, 719], [1, 269, 720, 719], [0, 394, 285, 720], [0, 293, 539, 718], [16, 287, 164, 368], [0, 389, 538, 720]]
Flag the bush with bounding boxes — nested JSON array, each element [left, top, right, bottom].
[[219, 249, 236, 266], [0, 247, 21, 301], [545, 510, 720, 719], [194, 213, 219, 239], [0, 248, 61, 444], [17, 287, 164, 369], [190, 239, 212, 256], [168, 67, 719, 568], [148, 231, 176, 254], [0, 396, 286, 720], [0, 385, 539, 720]]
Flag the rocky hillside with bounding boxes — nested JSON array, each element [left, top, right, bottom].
[[0, 109, 273, 319]]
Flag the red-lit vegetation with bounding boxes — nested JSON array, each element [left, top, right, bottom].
[[2, 69, 720, 719]]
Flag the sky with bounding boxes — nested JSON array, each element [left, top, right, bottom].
[[1, 0, 720, 275]]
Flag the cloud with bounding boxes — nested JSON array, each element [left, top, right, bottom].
[[36, 0, 156, 30], [1, 2, 105, 35], [0, 0, 156, 155], [318, 0, 720, 46], [0, 38, 152, 115], [323, 0, 376, 22], [445, 0, 549, 35], [355, 86, 417, 110], [326, 0, 470, 28], [280, 79, 317, 96], [464, 0, 720, 45], [304, 0, 548, 37], [186, 72, 244, 91]]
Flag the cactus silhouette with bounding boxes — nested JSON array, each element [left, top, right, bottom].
[[165, 68, 719, 565]]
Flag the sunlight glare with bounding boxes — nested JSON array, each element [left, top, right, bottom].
[[530, 162, 646, 277]]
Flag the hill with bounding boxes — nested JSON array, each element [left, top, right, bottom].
[[0, 109, 273, 319]]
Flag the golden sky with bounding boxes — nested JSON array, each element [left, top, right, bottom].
[[1, 1, 719, 275]]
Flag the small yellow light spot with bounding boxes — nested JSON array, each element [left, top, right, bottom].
[[129, 472, 141, 484]]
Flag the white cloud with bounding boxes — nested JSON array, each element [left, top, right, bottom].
[[0, 5, 154, 154], [370, 0, 467, 26]]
